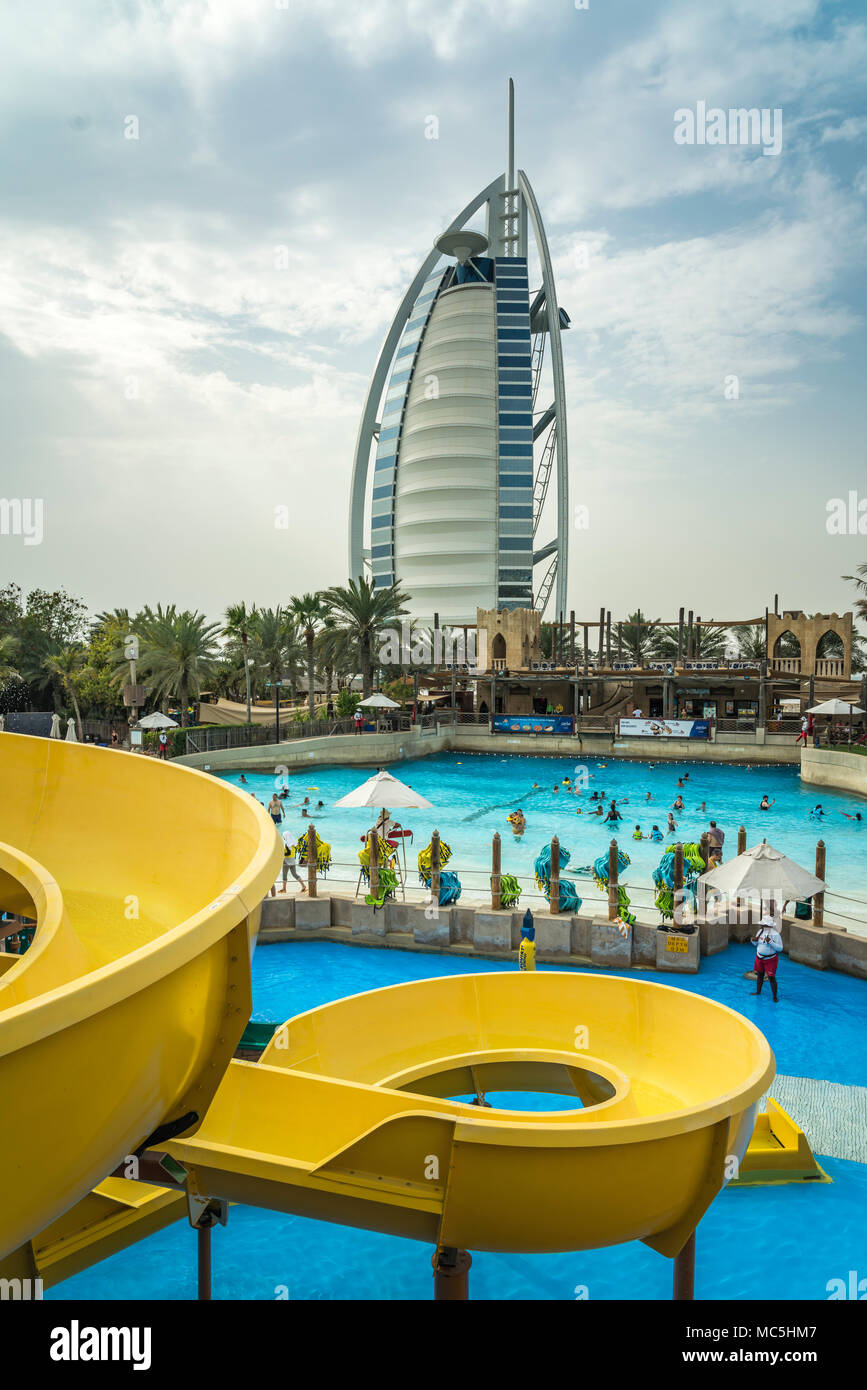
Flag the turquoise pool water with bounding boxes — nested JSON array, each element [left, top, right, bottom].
[[50, 942, 867, 1302], [219, 752, 867, 927]]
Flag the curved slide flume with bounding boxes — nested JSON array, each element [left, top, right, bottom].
[[0, 732, 283, 1262]]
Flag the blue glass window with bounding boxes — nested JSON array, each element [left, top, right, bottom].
[[372, 484, 393, 501], [500, 505, 533, 518], [499, 442, 533, 456], [497, 328, 529, 340]]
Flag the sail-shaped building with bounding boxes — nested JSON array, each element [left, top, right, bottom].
[[349, 83, 570, 626]]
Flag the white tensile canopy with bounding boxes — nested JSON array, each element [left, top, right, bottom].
[[357, 693, 401, 709], [137, 712, 180, 729]]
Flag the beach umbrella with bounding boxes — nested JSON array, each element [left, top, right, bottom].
[[699, 841, 825, 903], [65, 717, 78, 743], [333, 769, 432, 813], [49, 714, 62, 739], [357, 693, 401, 709], [137, 712, 179, 729], [807, 699, 864, 716], [335, 770, 433, 898]]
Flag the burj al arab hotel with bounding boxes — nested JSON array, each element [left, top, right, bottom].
[[349, 82, 570, 627]]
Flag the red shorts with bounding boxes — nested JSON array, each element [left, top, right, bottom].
[[755, 953, 778, 977]]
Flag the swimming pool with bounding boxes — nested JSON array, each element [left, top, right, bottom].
[[50, 941, 867, 1301], [219, 752, 867, 930]]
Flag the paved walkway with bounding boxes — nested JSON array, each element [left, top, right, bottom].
[[765, 1074, 867, 1164]]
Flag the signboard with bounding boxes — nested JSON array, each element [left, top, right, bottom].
[[666, 934, 689, 954], [492, 715, 574, 735], [618, 718, 710, 739]]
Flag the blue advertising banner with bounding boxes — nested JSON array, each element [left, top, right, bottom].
[[492, 715, 574, 735]]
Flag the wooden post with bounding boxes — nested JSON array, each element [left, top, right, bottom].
[[606, 611, 612, 665], [431, 829, 441, 906], [676, 607, 685, 666], [550, 836, 560, 915], [686, 610, 694, 659], [814, 840, 825, 927], [608, 838, 619, 922], [307, 823, 318, 898], [617, 622, 623, 662], [636, 608, 642, 667], [598, 606, 606, 665], [570, 610, 576, 666], [582, 625, 589, 674], [491, 832, 501, 911], [674, 841, 684, 927], [673, 1230, 696, 1301], [737, 825, 746, 855], [759, 666, 767, 729], [369, 828, 380, 899]]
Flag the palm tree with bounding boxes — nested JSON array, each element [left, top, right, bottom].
[[252, 607, 301, 716], [43, 646, 86, 740], [322, 576, 410, 697], [616, 613, 659, 666], [315, 621, 358, 700], [223, 602, 258, 724], [289, 593, 330, 720], [732, 625, 767, 662], [843, 562, 867, 625], [651, 622, 730, 662], [135, 609, 221, 727]]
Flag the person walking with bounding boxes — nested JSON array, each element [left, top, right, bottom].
[[272, 835, 306, 896], [157, 731, 169, 759], [751, 910, 783, 1002], [353, 707, 364, 735], [796, 715, 808, 747], [267, 793, 284, 827]]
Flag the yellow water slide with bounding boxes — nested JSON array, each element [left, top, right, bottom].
[[0, 732, 282, 1262], [1, 732, 775, 1268]]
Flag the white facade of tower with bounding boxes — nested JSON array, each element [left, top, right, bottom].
[[394, 282, 498, 624]]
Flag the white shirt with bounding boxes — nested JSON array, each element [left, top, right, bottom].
[[755, 918, 783, 958]]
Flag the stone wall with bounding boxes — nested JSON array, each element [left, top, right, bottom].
[[256, 892, 867, 981], [800, 747, 867, 800]]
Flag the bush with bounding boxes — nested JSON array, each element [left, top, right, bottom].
[[335, 688, 360, 717]]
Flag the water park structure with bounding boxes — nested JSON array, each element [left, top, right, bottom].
[[0, 730, 817, 1301]]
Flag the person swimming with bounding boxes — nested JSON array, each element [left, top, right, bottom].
[[672, 795, 684, 811], [811, 804, 825, 817], [842, 811, 863, 821], [605, 802, 622, 823], [651, 825, 663, 841], [667, 812, 677, 833], [759, 795, 775, 811], [239, 774, 248, 784], [632, 824, 643, 840], [645, 792, 652, 801]]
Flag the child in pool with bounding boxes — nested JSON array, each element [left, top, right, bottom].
[[651, 825, 663, 841], [632, 824, 643, 840]]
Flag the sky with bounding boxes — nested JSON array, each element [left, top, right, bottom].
[[0, 0, 865, 628]]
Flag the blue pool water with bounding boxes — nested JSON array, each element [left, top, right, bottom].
[[51, 941, 867, 1302], [219, 752, 867, 926]]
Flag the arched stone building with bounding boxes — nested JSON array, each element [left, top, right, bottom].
[[767, 611, 852, 679]]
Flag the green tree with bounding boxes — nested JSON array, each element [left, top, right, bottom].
[[651, 622, 730, 662], [252, 607, 300, 714], [43, 646, 86, 740], [732, 625, 768, 662], [133, 608, 221, 727], [223, 602, 258, 723], [844, 562, 867, 622], [289, 592, 329, 720], [322, 576, 410, 697]]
